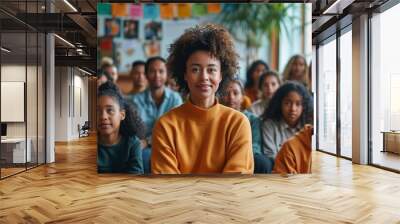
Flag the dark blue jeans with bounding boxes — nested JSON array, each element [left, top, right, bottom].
[[254, 154, 274, 174], [142, 147, 152, 174]]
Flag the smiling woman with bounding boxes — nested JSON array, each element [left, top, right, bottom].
[[151, 24, 254, 174]]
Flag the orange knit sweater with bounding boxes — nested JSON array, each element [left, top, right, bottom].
[[151, 101, 254, 174], [273, 125, 313, 174]]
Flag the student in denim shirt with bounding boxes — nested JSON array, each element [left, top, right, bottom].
[[127, 57, 182, 173]]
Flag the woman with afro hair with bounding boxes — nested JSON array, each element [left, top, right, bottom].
[[151, 24, 254, 174]]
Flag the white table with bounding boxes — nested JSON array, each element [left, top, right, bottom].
[[1, 138, 31, 163]]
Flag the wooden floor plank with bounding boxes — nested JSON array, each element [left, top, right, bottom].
[[0, 135, 400, 223]]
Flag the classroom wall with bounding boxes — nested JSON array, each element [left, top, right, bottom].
[[98, 3, 312, 78], [99, 4, 312, 96], [54, 67, 89, 141]]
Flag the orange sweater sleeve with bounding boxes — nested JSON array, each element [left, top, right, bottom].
[[223, 117, 254, 174], [273, 125, 313, 174], [273, 148, 298, 174], [151, 120, 180, 174], [241, 95, 252, 110]]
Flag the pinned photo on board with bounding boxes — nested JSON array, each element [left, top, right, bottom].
[[105, 18, 121, 37], [143, 40, 160, 57], [144, 21, 162, 40], [124, 20, 139, 39]]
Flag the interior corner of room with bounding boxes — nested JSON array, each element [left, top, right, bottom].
[[0, 0, 97, 179]]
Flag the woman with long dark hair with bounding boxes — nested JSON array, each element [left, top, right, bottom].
[[244, 60, 270, 105], [249, 70, 281, 117], [261, 81, 313, 164], [282, 55, 310, 90]]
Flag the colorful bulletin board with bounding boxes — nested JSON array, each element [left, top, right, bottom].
[[97, 3, 222, 74]]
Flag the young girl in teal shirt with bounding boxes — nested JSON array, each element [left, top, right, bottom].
[[97, 81, 145, 174]]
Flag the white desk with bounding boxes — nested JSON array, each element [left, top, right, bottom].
[[1, 138, 31, 163]]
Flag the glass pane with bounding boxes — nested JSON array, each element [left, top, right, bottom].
[[371, 4, 400, 171], [340, 30, 352, 158], [1, 31, 27, 177], [27, 0, 39, 168], [38, 32, 45, 165], [27, 31, 38, 169], [312, 45, 317, 150], [0, 1, 46, 178], [318, 37, 337, 154]]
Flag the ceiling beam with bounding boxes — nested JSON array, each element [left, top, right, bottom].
[[55, 55, 96, 71]]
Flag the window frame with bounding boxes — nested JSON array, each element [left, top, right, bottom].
[[315, 20, 353, 160]]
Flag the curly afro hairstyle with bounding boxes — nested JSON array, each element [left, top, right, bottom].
[[167, 23, 239, 94]]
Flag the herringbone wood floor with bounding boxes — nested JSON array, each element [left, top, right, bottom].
[[1, 135, 400, 223]]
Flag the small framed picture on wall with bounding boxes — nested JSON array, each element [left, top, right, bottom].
[[105, 18, 121, 37], [123, 20, 139, 39]]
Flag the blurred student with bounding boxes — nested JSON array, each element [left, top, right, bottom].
[[167, 75, 187, 100], [97, 70, 113, 88], [102, 64, 119, 84], [220, 78, 273, 173], [100, 57, 113, 68], [97, 81, 145, 174], [128, 56, 182, 173], [129, 60, 148, 94], [151, 24, 254, 174], [249, 70, 281, 117], [282, 55, 310, 90], [244, 60, 270, 108], [166, 75, 180, 93], [261, 81, 312, 167]]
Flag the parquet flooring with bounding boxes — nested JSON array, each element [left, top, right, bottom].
[[0, 135, 400, 223], [1, 167, 25, 178]]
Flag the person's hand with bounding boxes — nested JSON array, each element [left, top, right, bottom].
[[140, 139, 148, 149]]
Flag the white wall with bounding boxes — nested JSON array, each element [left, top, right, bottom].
[[1, 65, 35, 138], [54, 67, 89, 141], [55, 66, 69, 141], [1, 64, 46, 163]]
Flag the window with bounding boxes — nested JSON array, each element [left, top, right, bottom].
[[317, 36, 337, 154], [370, 3, 400, 171], [0, 1, 47, 179], [339, 29, 352, 158]]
